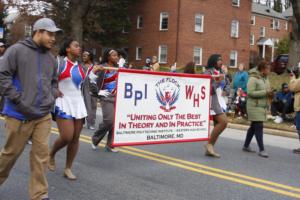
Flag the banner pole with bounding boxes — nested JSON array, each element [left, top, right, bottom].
[[95, 66, 222, 77]]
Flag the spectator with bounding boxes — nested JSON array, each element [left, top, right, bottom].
[[233, 63, 248, 95], [221, 65, 231, 112], [170, 62, 177, 73], [152, 56, 160, 71], [271, 83, 294, 124], [243, 60, 272, 158], [183, 62, 195, 74], [288, 67, 300, 154], [128, 63, 134, 69], [143, 58, 152, 71], [0, 42, 6, 58], [233, 88, 247, 117], [117, 50, 126, 68]]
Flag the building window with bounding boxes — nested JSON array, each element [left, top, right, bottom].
[[285, 21, 288, 30], [231, 20, 239, 38], [232, 0, 240, 7], [260, 26, 266, 37], [122, 17, 130, 33], [136, 47, 142, 60], [270, 19, 275, 29], [230, 51, 238, 68], [24, 25, 32, 37], [137, 15, 143, 29], [160, 12, 169, 31], [275, 20, 280, 30], [158, 45, 168, 64], [251, 15, 255, 25], [193, 47, 203, 65], [250, 34, 255, 46], [195, 14, 204, 33]]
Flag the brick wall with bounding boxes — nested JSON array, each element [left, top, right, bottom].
[[127, 0, 251, 69]]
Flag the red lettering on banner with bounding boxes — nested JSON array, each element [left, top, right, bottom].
[[201, 86, 206, 100], [193, 93, 200, 107], [185, 85, 194, 99]]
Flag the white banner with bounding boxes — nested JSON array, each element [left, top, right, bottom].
[[112, 69, 211, 147]]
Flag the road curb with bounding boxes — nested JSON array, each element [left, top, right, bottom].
[[228, 123, 299, 139]]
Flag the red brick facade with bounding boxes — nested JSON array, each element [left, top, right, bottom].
[[250, 11, 290, 63], [127, 0, 252, 69]]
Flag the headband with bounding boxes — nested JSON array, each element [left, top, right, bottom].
[[109, 50, 117, 55]]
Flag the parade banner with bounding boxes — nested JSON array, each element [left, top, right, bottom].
[[112, 69, 211, 147]]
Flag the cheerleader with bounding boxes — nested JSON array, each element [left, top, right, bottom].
[[89, 48, 119, 153], [48, 39, 87, 180]]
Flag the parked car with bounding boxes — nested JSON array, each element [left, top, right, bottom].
[[272, 54, 289, 75]]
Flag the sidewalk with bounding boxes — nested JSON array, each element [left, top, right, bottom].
[[227, 117, 298, 139]]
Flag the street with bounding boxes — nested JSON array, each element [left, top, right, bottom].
[[0, 111, 300, 200]]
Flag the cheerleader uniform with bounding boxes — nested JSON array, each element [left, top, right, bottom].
[[55, 58, 87, 119]]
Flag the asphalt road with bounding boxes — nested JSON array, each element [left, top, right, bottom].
[[0, 110, 300, 200]]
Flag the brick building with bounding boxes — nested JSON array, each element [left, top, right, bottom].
[[250, 3, 291, 64], [126, 0, 252, 69]]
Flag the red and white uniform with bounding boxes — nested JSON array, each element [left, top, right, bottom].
[[55, 57, 87, 119]]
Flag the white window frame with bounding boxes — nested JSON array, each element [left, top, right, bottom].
[[232, 0, 240, 7], [195, 14, 204, 33], [136, 47, 142, 61], [193, 47, 203, 66], [160, 12, 169, 31], [271, 19, 275, 29], [260, 26, 266, 37], [285, 21, 288, 30], [251, 15, 256, 26], [275, 20, 280, 30], [230, 51, 238, 68], [137, 15, 143, 29], [231, 20, 239, 38], [158, 45, 168, 64], [250, 34, 255, 46]]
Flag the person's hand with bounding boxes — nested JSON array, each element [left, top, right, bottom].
[[290, 72, 296, 79], [92, 65, 104, 74], [98, 90, 110, 97], [214, 74, 224, 82], [267, 90, 274, 98], [56, 90, 64, 98]]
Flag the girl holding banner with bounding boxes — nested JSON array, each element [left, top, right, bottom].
[[204, 54, 228, 158], [88, 48, 119, 153]]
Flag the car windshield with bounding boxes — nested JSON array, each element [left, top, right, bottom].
[[279, 56, 288, 62]]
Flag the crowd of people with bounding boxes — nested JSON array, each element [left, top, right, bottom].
[[0, 17, 299, 200]]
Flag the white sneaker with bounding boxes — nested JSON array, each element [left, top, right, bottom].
[[27, 140, 32, 145], [104, 145, 119, 153], [91, 143, 98, 150], [274, 116, 283, 124]]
